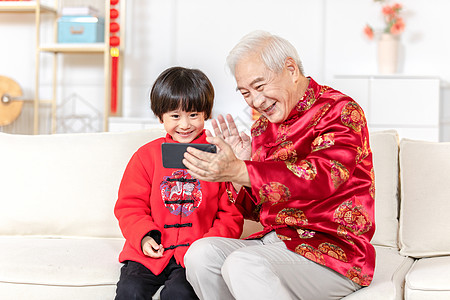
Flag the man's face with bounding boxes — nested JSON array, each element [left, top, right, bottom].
[[235, 53, 298, 124]]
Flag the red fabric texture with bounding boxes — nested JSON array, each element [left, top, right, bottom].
[[235, 78, 376, 286], [115, 131, 243, 275]]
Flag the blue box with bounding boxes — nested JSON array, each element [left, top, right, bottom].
[[57, 16, 104, 43]]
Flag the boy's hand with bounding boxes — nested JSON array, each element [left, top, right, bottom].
[[141, 236, 164, 258]]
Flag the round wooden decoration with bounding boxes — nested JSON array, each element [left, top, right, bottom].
[[0, 75, 24, 126]]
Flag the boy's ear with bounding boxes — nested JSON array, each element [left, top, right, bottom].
[[158, 117, 164, 124]]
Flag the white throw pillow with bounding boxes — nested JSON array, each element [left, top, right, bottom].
[[399, 138, 450, 257], [369, 130, 400, 248]]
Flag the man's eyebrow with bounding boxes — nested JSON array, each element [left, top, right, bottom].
[[236, 77, 265, 91]]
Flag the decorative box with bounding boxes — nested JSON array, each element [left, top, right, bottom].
[[57, 16, 104, 43]]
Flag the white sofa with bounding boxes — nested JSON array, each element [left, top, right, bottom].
[[0, 129, 449, 299]]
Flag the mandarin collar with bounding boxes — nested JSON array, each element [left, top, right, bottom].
[[281, 77, 317, 125]]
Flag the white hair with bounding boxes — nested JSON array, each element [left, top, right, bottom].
[[226, 30, 304, 76]]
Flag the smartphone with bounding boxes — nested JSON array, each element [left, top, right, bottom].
[[161, 143, 217, 169]]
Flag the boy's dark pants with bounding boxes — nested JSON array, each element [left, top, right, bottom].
[[115, 257, 198, 300]]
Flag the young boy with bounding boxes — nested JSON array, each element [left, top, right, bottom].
[[114, 67, 243, 300]]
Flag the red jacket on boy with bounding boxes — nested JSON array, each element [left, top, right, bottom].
[[115, 131, 243, 275]]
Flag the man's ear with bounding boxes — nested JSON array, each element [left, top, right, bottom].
[[285, 57, 300, 80]]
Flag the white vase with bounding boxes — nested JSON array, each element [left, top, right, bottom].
[[377, 33, 399, 74]]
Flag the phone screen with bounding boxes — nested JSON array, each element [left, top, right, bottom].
[[161, 143, 217, 169]]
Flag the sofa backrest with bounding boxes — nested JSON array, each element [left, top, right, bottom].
[[399, 138, 450, 258], [0, 129, 165, 238], [369, 130, 400, 248], [0, 129, 402, 245]]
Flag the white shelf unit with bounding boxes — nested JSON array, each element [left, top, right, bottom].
[[0, 1, 54, 12], [0, 1, 57, 134], [0, 0, 125, 134], [331, 75, 441, 142], [36, 0, 111, 134]]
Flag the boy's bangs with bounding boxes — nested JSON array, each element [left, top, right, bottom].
[[165, 89, 209, 114]]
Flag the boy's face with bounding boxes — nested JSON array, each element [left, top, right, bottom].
[[160, 109, 206, 143]]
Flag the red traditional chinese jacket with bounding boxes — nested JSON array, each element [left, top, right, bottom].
[[235, 78, 376, 286], [114, 131, 243, 275]]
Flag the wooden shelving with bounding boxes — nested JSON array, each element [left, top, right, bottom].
[[0, 2, 56, 13], [1, 0, 120, 134], [39, 43, 107, 53]]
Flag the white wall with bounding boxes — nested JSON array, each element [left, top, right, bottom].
[[122, 0, 326, 125], [1, 0, 450, 138]]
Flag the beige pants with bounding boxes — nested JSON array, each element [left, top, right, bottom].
[[184, 231, 361, 300]]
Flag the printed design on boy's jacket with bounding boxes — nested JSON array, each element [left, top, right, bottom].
[[251, 116, 268, 137], [259, 182, 291, 205], [285, 159, 317, 180], [341, 101, 366, 132], [269, 141, 297, 163], [311, 133, 335, 152], [346, 266, 372, 286], [333, 198, 372, 236], [295, 243, 326, 265], [307, 103, 331, 128], [330, 160, 350, 189], [295, 87, 316, 112], [160, 170, 202, 216]]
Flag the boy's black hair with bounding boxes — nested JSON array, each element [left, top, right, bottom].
[[150, 66, 214, 120]]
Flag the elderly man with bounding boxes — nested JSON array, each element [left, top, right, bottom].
[[183, 30, 375, 300]]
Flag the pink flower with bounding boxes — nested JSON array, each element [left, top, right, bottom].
[[364, 25, 374, 40], [365, 0, 405, 40], [390, 17, 405, 35], [392, 3, 403, 11], [382, 5, 395, 17]]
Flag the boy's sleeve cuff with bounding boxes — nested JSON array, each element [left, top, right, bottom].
[[146, 230, 161, 244]]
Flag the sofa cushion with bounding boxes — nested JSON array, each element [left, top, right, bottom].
[[369, 130, 400, 248], [0, 237, 123, 299], [0, 283, 115, 300], [341, 246, 414, 300], [399, 139, 450, 257], [404, 256, 450, 300], [0, 129, 165, 238]]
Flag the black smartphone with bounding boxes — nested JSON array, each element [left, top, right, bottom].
[[161, 143, 217, 169]]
